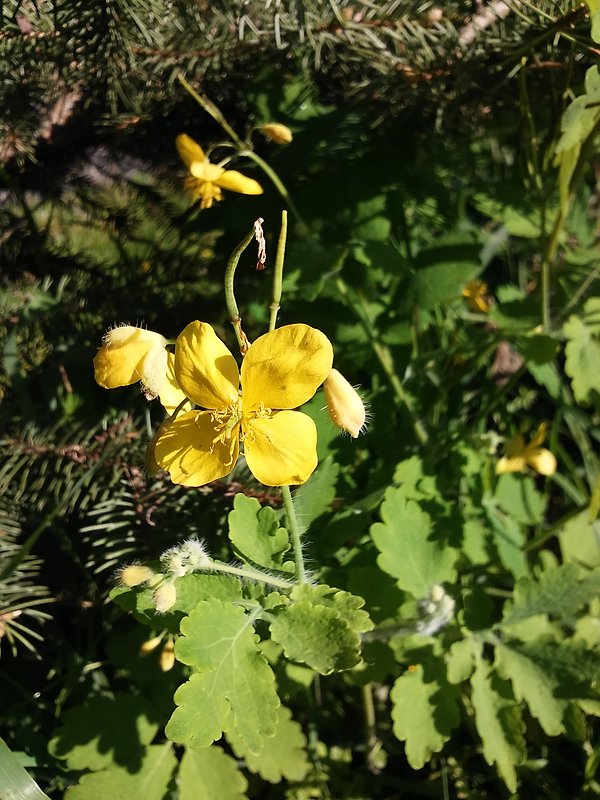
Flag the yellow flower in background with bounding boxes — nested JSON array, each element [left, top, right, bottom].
[[93, 325, 187, 413], [261, 123, 293, 144], [154, 321, 333, 487], [463, 279, 490, 313], [496, 423, 557, 476], [176, 134, 263, 209], [324, 368, 366, 438]]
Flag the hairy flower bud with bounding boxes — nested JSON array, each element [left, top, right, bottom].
[[261, 123, 293, 144], [324, 369, 366, 438], [119, 564, 154, 587], [159, 640, 176, 672], [153, 582, 177, 613]]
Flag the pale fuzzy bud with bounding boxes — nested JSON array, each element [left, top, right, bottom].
[[324, 369, 366, 438], [153, 582, 177, 613], [261, 123, 293, 144], [159, 640, 176, 672], [119, 565, 154, 587], [140, 634, 163, 654]]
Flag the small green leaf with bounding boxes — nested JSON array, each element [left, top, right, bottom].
[[227, 705, 310, 783], [484, 503, 528, 578], [48, 694, 159, 771], [293, 457, 339, 531], [559, 509, 600, 568], [494, 474, 546, 525], [371, 490, 457, 597], [503, 564, 600, 625], [446, 638, 481, 684], [64, 744, 176, 800], [564, 303, 600, 404], [391, 657, 460, 769], [228, 493, 291, 572], [495, 641, 567, 736], [166, 600, 279, 754], [470, 660, 525, 793], [178, 746, 248, 800]]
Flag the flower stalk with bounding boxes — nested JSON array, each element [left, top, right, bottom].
[[269, 210, 287, 332], [281, 485, 307, 584]]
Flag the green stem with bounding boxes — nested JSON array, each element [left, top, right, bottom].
[[207, 559, 294, 590], [281, 485, 306, 584], [335, 277, 428, 445], [269, 210, 287, 331], [225, 226, 256, 353], [241, 149, 306, 227], [177, 72, 243, 148]]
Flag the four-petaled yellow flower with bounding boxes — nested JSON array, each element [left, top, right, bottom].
[[496, 423, 557, 476], [93, 325, 187, 413], [154, 321, 333, 487], [463, 279, 490, 313], [176, 134, 263, 209]]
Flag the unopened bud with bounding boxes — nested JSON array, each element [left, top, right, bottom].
[[120, 565, 154, 587], [261, 123, 293, 145], [153, 582, 177, 613], [140, 634, 163, 654], [159, 640, 176, 672], [324, 369, 366, 438]]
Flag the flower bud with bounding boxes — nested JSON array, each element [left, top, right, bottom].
[[140, 634, 163, 654], [159, 640, 176, 672], [261, 123, 293, 145], [324, 369, 366, 438], [119, 565, 154, 587], [153, 582, 177, 613]]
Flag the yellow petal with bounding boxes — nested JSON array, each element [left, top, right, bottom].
[[175, 134, 207, 170], [190, 161, 224, 182], [154, 410, 239, 486], [496, 455, 527, 474], [141, 343, 169, 399], [526, 447, 557, 476], [244, 410, 318, 486], [93, 326, 166, 389], [159, 352, 190, 414], [175, 321, 240, 409], [241, 324, 333, 411], [216, 169, 263, 196], [324, 368, 366, 438]]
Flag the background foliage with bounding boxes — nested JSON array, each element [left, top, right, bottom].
[[1, 1, 599, 797]]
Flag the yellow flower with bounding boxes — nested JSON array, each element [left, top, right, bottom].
[[176, 134, 263, 209], [462, 279, 490, 313], [323, 368, 366, 438], [496, 423, 557, 476], [154, 321, 333, 487], [93, 325, 187, 413], [261, 123, 293, 144]]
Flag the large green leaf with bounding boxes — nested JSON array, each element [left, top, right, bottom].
[[0, 737, 51, 800], [227, 705, 309, 783], [64, 744, 176, 800], [178, 746, 247, 800], [166, 600, 280, 754], [370, 490, 457, 597]]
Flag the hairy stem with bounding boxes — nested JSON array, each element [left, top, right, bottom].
[[281, 485, 306, 583]]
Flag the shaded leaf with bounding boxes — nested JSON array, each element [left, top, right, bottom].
[[178, 746, 248, 800]]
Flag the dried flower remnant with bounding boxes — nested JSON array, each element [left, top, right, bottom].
[[176, 134, 263, 209]]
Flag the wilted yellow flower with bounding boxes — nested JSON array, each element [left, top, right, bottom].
[[154, 321, 333, 487], [261, 123, 293, 144], [176, 134, 263, 209], [93, 325, 187, 413], [324, 368, 366, 438], [463, 279, 490, 313], [496, 423, 557, 476]]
